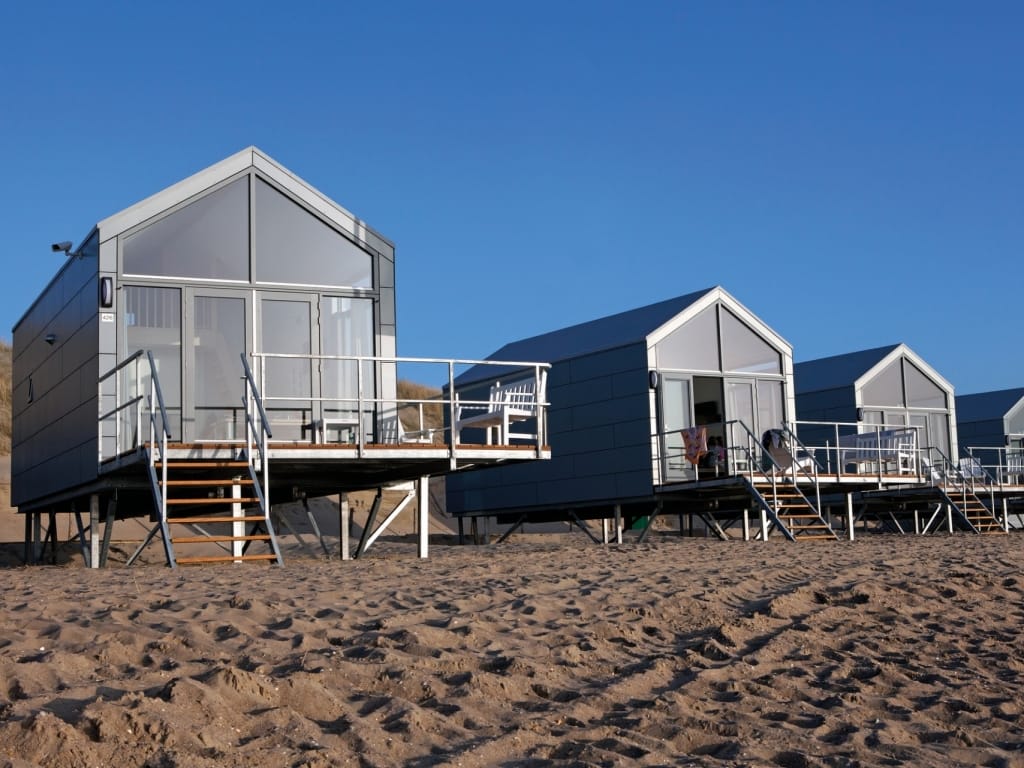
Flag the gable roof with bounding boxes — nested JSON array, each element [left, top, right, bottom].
[[455, 285, 793, 387], [491, 288, 715, 363], [955, 388, 1024, 423], [794, 344, 901, 393], [96, 146, 392, 250], [454, 288, 716, 386]]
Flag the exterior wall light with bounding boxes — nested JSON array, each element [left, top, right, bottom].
[[100, 277, 114, 308], [44, 333, 57, 345]]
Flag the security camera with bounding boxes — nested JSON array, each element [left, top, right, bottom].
[[51, 241, 73, 254]]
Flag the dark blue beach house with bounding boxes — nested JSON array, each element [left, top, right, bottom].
[[446, 286, 796, 528]]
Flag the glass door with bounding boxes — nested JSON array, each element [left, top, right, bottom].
[[123, 286, 182, 448], [319, 296, 375, 442], [726, 380, 755, 472], [660, 376, 693, 481], [258, 294, 315, 441], [190, 292, 247, 441]]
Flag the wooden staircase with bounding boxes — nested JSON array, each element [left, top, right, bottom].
[[148, 453, 284, 567], [937, 484, 1005, 535], [748, 477, 838, 541]]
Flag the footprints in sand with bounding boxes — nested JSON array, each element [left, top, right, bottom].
[[0, 536, 1021, 766]]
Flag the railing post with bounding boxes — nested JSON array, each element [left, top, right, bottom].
[[448, 362, 458, 468]]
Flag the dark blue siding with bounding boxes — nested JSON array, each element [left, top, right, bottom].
[[447, 342, 655, 515]]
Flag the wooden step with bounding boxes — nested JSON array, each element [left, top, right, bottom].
[[166, 498, 262, 506], [167, 515, 267, 525], [172, 535, 272, 544], [161, 479, 255, 487], [155, 461, 249, 469], [175, 553, 279, 565], [793, 534, 838, 540]]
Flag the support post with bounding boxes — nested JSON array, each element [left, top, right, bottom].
[[760, 506, 769, 541], [418, 476, 429, 559], [601, 517, 609, 544], [33, 513, 42, 563], [90, 494, 100, 569], [742, 508, 750, 541], [947, 504, 953, 533], [613, 504, 623, 544], [846, 494, 855, 541], [1003, 498, 1010, 532], [232, 481, 243, 562], [339, 493, 351, 561], [45, 511, 58, 564], [74, 510, 88, 566], [100, 498, 116, 568], [913, 509, 920, 535]]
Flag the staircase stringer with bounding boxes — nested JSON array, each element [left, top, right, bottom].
[[144, 447, 177, 568], [935, 484, 1002, 534], [242, 445, 283, 565], [745, 473, 838, 541], [741, 476, 796, 542]]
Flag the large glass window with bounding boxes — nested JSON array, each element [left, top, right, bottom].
[[928, 412, 950, 456], [904, 362, 946, 409], [861, 358, 904, 407], [721, 309, 781, 374], [756, 379, 784, 433], [254, 179, 372, 288], [122, 177, 249, 280], [321, 297, 375, 425], [656, 306, 720, 372]]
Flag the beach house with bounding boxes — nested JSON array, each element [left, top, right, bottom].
[[444, 286, 840, 540], [12, 147, 549, 567], [955, 388, 1024, 486]]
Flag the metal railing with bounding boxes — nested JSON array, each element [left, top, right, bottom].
[[97, 350, 172, 464], [240, 353, 272, 512], [248, 352, 551, 460], [961, 445, 1024, 490], [788, 420, 926, 483]]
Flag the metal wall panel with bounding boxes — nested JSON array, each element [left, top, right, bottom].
[[12, 257, 101, 508], [447, 342, 655, 515]]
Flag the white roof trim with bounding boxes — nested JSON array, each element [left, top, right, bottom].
[[645, 285, 793, 356], [96, 146, 392, 249], [1004, 393, 1024, 425], [854, 343, 955, 398]]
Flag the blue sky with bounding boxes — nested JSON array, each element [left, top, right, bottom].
[[1, 1, 1021, 394]]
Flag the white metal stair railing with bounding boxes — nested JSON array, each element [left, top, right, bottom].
[[127, 351, 176, 567], [939, 451, 1003, 534], [730, 420, 837, 542], [920, 449, 1003, 535], [240, 354, 284, 565]]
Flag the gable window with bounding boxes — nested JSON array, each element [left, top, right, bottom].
[[122, 177, 250, 280], [253, 179, 372, 288]]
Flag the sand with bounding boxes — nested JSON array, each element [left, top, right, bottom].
[[0, 532, 1022, 767]]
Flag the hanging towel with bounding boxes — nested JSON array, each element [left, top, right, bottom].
[[682, 426, 708, 466]]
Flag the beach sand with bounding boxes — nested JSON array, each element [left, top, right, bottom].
[[0, 530, 1021, 767]]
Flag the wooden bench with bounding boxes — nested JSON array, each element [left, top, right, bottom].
[[838, 428, 917, 474], [377, 412, 435, 444], [454, 378, 541, 445], [1005, 452, 1023, 484]]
